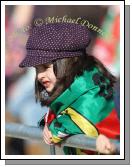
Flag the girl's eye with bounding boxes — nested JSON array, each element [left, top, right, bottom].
[[45, 66, 50, 69], [43, 66, 50, 71], [35, 64, 51, 72], [44, 64, 51, 68]]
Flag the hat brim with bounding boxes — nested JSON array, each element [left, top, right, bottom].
[[19, 49, 84, 67]]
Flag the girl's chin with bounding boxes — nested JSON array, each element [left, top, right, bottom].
[[45, 86, 54, 93]]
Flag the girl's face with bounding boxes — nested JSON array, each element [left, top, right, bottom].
[[36, 64, 57, 93]]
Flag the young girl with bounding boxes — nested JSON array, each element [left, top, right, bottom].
[[19, 23, 120, 155]]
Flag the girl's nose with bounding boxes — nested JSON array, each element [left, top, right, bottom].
[[37, 72, 46, 81]]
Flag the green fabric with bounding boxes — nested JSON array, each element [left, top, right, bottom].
[[71, 87, 114, 124], [49, 114, 83, 136], [50, 67, 99, 114], [48, 67, 115, 139]]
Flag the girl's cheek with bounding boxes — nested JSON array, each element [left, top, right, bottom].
[[50, 80, 56, 89], [53, 79, 57, 87], [50, 74, 57, 84]]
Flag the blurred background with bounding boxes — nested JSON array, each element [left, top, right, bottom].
[[5, 5, 120, 155]]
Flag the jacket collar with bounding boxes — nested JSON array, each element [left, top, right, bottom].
[[50, 68, 99, 115]]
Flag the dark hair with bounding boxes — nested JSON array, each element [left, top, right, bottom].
[[35, 53, 116, 106]]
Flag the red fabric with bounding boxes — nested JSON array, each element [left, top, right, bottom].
[[44, 109, 56, 125], [96, 109, 120, 139], [95, 38, 115, 63]]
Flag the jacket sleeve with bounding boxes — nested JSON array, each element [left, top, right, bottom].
[[48, 111, 84, 143], [48, 85, 119, 143], [48, 107, 99, 143]]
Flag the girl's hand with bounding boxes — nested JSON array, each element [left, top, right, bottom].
[[43, 124, 53, 145], [96, 134, 116, 154]]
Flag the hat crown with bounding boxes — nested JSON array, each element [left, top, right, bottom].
[[19, 23, 91, 67], [26, 23, 91, 51]]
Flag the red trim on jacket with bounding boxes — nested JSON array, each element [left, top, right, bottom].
[[44, 109, 56, 125]]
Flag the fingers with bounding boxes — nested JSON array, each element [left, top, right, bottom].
[[43, 125, 54, 145], [106, 143, 116, 154], [96, 134, 116, 154], [102, 143, 116, 154], [44, 125, 52, 138]]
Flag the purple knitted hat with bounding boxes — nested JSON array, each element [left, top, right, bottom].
[[19, 23, 91, 67]]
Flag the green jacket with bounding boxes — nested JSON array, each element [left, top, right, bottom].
[[44, 67, 120, 154]]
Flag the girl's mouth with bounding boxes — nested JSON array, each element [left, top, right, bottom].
[[43, 81, 50, 88]]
